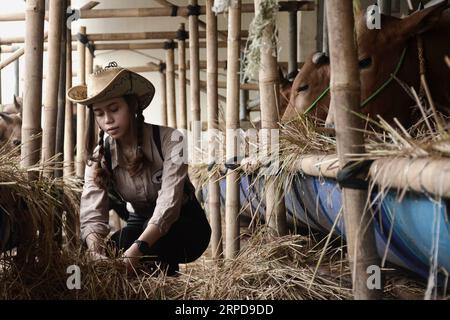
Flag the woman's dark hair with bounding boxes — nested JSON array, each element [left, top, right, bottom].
[[85, 94, 147, 189]]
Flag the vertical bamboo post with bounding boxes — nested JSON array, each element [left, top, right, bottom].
[[85, 42, 96, 148], [176, 23, 188, 131], [64, 5, 74, 179], [21, 0, 45, 171], [76, 26, 87, 178], [322, 1, 329, 55], [206, 0, 223, 259], [42, 0, 63, 177], [288, 7, 298, 76], [13, 47, 20, 97], [239, 51, 249, 121], [225, 0, 241, 260], [326, 0, 382, 299], [159, 63, 168, 126], [189, 0, 201, 164], [316, 0, 325, 52], [255, 0, 287, 236], [55, 0, 67, 179], [0, 46, 2, 104], [378, 0, 392, 15], [165, 41, 177, 128]]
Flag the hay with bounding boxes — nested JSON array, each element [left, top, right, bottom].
[[242, 0, 279, 82]]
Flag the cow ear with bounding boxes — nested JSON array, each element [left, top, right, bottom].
[[397, 1, 448, 36], [0, 112, 13, 124], [312, 52, 330, 65]]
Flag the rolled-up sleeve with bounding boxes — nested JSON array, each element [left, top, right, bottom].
[[80, 154, 110, 243], [149, 128, 188, 236]]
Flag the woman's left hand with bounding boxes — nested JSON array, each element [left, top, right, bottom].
[[122, 244, 142, 273]]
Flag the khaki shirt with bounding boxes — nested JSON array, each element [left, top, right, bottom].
[[79, 123, 189, 242]]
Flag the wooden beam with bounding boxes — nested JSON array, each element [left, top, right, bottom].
[[0, 30, 249, 44], [0, 2, 315, 21]]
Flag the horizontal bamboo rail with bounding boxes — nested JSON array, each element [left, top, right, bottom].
[[0, 2, 315, 21], [292, 154, 450, 198], [0, 30, 250, 44], [0, 40, 232, 54]]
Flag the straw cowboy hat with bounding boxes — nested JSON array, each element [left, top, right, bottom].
[[67, 62, 155, 110]]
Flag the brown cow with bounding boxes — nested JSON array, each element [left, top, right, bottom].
[[283, 3, 450, 129], [0, 112, 21, 149]]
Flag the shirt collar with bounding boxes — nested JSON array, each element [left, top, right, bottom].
[[108, 123, 154, 170]]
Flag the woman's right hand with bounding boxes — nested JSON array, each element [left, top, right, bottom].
[[87, 250, 108, 262], [85, 233, 108, 261]]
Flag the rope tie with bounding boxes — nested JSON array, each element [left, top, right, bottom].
[[76, 33, 95, 57], [170, 5, 179, 17], [176, 29, 189, 41], [187, 4, 201, 16], [163, 40, 175, 50]]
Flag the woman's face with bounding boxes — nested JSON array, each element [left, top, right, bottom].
[[92, 97, 132, 139]]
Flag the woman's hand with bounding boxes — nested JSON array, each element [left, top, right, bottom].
[[122, 243, 143, 273], [87, 250, 108, 262]]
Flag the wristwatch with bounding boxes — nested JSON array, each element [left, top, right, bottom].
[[133, 240, 152, 255]]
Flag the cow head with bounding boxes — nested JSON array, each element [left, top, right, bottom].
[[282, 52, 330, 124], [326, 2, 449, 128], [0, 112, 22, 149], [283, 2, 448, 129], [1, 95, 23, 115]]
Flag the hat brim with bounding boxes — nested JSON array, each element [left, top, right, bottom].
[[67, 69, 155, 110]]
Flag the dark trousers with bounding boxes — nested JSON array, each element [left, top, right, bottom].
[[109, 196, 211, 266]]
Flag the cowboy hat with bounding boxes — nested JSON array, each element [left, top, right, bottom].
[[67, 62, 155, 110]]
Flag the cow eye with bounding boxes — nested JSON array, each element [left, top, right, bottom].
[[358, 57, 372, 69], [297, 84, 309, 93]]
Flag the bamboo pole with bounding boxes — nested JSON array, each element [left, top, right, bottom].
[[189, 0, 201, 164], [93, 41, 230, 50], [21, 0, 45, 171], [0, 2, 315, 21], [76, 26, 87, 178], [153, 0, 229, 42], [85, 43, 96, 149], [64, 9, 74, 179], [0, 41, 236, 54], [13, 47, 20, 97], [55, 0, 67, 179], [225, 0, 241, 260], [206, 0, 223, 260], [177, 23, 188, 130], [165, 41, 177, 128], [0, 30, 249, 44], [42, 0, 63, 177], [255, 0, 287, 237], [0, 32, 48, 70], [326, 0, 382, 299], [288, 6, 298, 76], [378, 0, 392, 15], [239, 51, 249, 121], [0, 46, 2, 104], [322, 1, 329, 55], [159, 63, 168, 126]]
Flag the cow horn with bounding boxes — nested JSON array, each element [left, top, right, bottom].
[[312, 52, 330, 65]]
